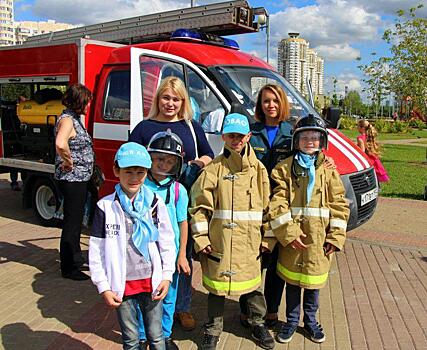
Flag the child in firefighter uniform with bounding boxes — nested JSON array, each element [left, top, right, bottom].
[[268, 115, 349, 344], [190, 113, 275, 350]]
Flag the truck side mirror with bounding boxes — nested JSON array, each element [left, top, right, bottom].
[[323, 107, 341, 129]]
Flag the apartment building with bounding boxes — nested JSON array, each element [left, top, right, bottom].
[[15, 20, 74, 45], [278, 32, 324, 98], [0, 0, 14, 46], [0, 0, 74, 46]]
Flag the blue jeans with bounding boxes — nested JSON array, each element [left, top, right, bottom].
[[116, 293, 165, 350], [285, 284, 319, 326], [175, 237, 193, 313], [139, 272, 179, 340]]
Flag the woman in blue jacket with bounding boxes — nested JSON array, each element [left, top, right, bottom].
[[240, 84, 293, 328]]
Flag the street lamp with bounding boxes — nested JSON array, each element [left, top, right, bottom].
[[254, 7, 270, 63]]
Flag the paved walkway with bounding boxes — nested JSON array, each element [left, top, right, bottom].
[[381, 138, 427, 148], [0, 175, 426, 349]]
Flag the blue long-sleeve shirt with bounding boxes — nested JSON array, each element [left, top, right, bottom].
[[129, 119, 214, 163]]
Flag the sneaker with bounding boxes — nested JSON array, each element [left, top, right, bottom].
[[201, 333, 219, 350], [304, 323, 325, 343], [276, 323, 297, 343], [251, 324, 275, 349], [165, 337, 179, 350], [175, 312, 196, 331], [139, 340, 148, 350]]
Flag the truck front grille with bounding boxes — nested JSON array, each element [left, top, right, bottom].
[[349, 168, 377, 225], [349, 168, 376, 193]]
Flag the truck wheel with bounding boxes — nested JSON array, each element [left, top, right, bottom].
[[32, 178, 61, 227]]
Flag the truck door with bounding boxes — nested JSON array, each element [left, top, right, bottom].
[[130, 48, 230, 156]]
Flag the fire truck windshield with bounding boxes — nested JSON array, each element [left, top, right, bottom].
[[214, 66, 318, 121]]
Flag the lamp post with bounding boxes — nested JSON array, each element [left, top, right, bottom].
[[254, 8, 270, 63]]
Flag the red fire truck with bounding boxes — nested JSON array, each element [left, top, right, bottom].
[[0, 0, 378, 229]]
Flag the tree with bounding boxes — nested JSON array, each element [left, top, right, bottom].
[[359, 4, 427, 117], [343, 90, 364, 116]]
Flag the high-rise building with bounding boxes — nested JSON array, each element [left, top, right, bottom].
[[307, 48, 324, 96], [15, 20, 74, 45], [278, 32, 324, 98], [0, 0, 14, 46]]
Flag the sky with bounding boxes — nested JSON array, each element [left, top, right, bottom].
[[13, 0, 426, 100]]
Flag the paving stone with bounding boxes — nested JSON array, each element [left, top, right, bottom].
[[1, 176, 426, 350]]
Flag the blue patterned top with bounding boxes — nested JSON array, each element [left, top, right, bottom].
[[54, 109, 94, 182]]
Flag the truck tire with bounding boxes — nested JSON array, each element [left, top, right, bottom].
[[32, 178, 61, 227]]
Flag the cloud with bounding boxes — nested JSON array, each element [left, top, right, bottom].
[[315, 43, 360, 61], [324, 72, 363, 96], [268, 0, 383, 62], [346, 0, 427, 17], [29, 0, 190, 25]]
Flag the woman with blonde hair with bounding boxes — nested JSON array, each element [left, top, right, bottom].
[[147, 77, 194, 122], [130, 76, 213, 346], [131, 77, 212, 167], [357, 120, 389, 182]]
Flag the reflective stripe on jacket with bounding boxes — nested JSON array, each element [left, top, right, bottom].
[[190, 144, 270, 296], [269, 152, 349, 289]]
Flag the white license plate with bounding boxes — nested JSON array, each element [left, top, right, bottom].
[[360, 188, 378, 206]]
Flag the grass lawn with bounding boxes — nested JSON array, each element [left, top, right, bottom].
[[340, 128, 427, 141], [337, 128, 426, 200], [378, 144, 426, 200]]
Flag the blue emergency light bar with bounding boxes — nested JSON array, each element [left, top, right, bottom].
[[171, 29, 239, 50]]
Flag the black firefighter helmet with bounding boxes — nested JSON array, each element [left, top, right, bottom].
[[292, 114, 328, 152], [147, 129, 184, 179]]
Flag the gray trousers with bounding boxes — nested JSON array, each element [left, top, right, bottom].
[[205, 287, 267, 336]]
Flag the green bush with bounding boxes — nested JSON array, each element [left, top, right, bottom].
[[408, 119, 426, 130], [392, 120, 409, 133], [339, 117, 356, 130], [373, 119, 387, 132]]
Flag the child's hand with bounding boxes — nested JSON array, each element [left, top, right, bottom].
[[323, 243, 337, 256], [152, 280, 170, 301], [201, 245, 212, 254], [324, 156, 336, 170], [177, 254, 191, 275], [290, 233, 308, 250], [102, 290, 122, 308]]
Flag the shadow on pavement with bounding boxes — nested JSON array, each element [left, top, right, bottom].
[[0, 179, 40, 225], [1, 323, 93, 350], [0, 238, 121, 347], [172, 288, 255, 348]]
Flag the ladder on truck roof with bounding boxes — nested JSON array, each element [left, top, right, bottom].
[[24, 1, 266, 46]]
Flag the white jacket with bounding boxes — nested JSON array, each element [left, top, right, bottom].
[[89, 191, 176, 299]]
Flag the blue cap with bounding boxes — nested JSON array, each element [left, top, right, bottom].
[[222, 113, 250, 135], [114, 142, 152, 169]]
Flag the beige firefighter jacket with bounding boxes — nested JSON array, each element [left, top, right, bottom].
[[190, 143, 270, 296], [268, 152, 349, 289]]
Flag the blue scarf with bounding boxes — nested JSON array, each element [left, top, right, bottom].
[[115, 184, 159, 261], [295, 151, 317, 204]]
